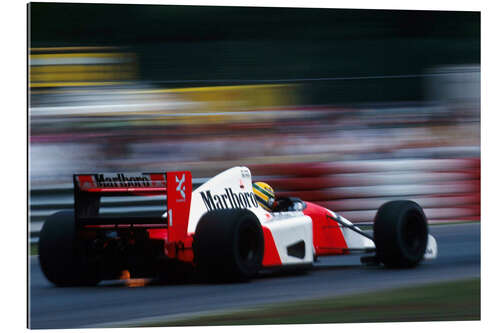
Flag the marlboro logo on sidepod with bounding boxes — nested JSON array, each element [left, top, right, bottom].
[[200, 188, 259, 211]]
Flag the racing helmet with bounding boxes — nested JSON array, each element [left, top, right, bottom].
[[252, 182, 275, 212]]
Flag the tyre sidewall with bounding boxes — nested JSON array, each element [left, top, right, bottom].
[[232, 213, 264, 278], [395, 206, 428, 264]]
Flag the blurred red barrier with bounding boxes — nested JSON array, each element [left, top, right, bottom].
[[251, 158, 480, 223]]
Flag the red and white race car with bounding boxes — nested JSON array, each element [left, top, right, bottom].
[[39, 166, 438, 286]]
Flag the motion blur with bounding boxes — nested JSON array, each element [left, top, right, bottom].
[[29, 4, 480, 227], [27, 4, 482, 329]]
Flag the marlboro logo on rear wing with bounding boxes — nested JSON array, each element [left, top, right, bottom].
[[73, 171, 192, 241], [76, 173, 167, 193]]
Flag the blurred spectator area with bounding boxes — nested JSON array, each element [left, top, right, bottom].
[[28, 47, 480, 226], [29, 62, 480, 186]]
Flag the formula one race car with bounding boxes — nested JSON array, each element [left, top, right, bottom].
[[38, 166, 438, 286]]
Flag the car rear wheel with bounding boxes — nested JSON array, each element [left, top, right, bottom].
[[374, 200, 428, 268], [193, 209, 264, 281], [38, 210, 100, 286]]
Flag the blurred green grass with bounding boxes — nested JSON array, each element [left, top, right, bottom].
[[138, 278, 479, 326]]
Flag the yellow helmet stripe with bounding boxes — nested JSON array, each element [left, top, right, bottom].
[[253, 183, 274, 198], [253, 189, 269, 202], [255, 195, 270, 208]]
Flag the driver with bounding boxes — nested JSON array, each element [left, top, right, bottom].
[[253, 182, 305, 213], [252, 182, 276, 212]]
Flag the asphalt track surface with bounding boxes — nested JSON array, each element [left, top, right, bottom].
[[29, 223, 480, 329]]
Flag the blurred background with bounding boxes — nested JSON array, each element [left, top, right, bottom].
[[28, 4, 480, 238]]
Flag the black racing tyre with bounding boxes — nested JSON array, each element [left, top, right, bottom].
[[374, 200, 428, 268], [38, 210, 100, 286], [193, 209, 264, 282]]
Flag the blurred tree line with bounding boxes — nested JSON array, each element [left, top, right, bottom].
[[29, 3, 480, 104]]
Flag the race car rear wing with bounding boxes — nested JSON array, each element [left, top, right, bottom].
[[73, 171, 192, 242]]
